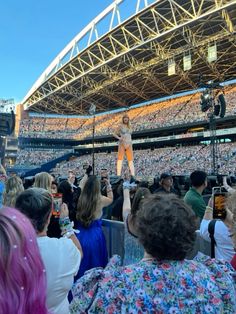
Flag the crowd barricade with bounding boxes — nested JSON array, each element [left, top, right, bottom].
[[102, 219, 211, 262], [102, 219, 125, 260]]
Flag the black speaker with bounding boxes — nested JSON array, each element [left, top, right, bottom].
[[10, 110, 15, 135], [214, 104, 220, 116], [218, 94, 226, 118], [0, 110, 15, 136]]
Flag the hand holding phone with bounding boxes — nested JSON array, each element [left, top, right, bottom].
[[212, 187, 227, 219], [52, 193, 63, 217]]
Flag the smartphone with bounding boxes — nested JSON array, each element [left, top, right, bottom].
[[52, 193, 62, 217], [212, 187, 227, 219]]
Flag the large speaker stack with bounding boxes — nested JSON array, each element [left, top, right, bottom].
[[0, 110, 15, 137]]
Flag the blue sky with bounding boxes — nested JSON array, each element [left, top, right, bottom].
[[0, 0, 119, 103]]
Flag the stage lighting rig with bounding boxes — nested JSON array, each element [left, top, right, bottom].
[[198, 80, 227, 175], [199, 81, 226, 118], [200, 91, 211, 112]]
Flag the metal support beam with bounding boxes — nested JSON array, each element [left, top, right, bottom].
[[22, 0, 236, 114]]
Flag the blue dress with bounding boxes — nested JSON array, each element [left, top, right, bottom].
[[74, 219, 108, 279], [0, 181, 5, 208]]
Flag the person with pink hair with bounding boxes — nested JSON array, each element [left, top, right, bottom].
[[0, 207, 49, 314]]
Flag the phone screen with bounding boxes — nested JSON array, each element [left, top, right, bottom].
[[213, 193, 227, 219], [52, 193, 62, 217]]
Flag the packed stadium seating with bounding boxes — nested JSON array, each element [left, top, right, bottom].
[[18, 87, 236, 140], [49, 142, 236, 178], [15, 148, 72, 166]]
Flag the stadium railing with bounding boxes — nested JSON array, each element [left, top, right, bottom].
[[102, 219, 211, 263]]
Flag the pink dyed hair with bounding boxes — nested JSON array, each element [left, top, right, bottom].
[[0, 207, 49, 314]]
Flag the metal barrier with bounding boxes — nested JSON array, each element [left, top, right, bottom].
[[102, 219, 125, 260], [102, 219, 211, 262]]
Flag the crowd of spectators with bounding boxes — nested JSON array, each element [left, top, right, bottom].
[[51, 142, 236, 178], [18, 87, 236, 140], [0, 163, 235, 313], [15, 148, 72, 167]]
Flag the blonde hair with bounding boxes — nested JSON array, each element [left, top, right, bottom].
[[122, 114, 131, 129], [3, 176, 24, 207], [34, 172, 52, 192]]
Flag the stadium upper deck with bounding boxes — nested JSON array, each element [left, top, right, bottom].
[[22, 0, 236, 115]]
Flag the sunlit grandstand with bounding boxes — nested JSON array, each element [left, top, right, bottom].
[[6, 0, 236, 179], [19, 86, 236, 141], [1, 1, 236, 312], [6, 0, 234, 180]]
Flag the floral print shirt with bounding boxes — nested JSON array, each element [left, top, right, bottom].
[[70, 253, 236, 314]]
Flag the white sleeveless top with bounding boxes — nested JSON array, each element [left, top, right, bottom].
[[119, 125, 132, 147]]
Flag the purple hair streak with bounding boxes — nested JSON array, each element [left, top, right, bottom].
[[0, 207, 49, 314]]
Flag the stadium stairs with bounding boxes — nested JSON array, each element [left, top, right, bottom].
[[9, 152, 76, 178]]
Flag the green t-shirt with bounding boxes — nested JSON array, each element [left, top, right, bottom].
[[184, 187, 206, 219]]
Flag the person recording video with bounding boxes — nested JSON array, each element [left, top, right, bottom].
[[200, 189, 234, 262]]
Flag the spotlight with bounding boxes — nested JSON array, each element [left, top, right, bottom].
[[200, 91, 211, 112]]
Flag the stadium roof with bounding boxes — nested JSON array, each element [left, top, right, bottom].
[[22, 0, 236, 115]]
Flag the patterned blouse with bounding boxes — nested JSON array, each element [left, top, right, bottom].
[[70, 253, 236, 314]]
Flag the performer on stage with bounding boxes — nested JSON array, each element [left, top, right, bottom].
[[113, 114, 135, 177]]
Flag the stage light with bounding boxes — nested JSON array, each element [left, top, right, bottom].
[[168, 59, 176, 76], [208, 44, 217, 63], [203, 93, 210, 100], [183, 54, 191, 71], [200, 91, 211, 112]]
